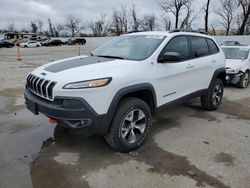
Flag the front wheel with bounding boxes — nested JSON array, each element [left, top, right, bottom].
[[238, 71, 249, 88], [105, 97, 151, 152], [201, 78, 224, 111]]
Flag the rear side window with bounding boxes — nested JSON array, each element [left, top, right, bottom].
[[206, 39, 219, 54], [189, 36, 209, 57], [161, 36, 190, 61]]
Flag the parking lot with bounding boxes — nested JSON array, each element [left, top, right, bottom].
[[0, 45, 250, 188]]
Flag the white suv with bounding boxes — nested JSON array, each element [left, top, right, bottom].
[[24, 30, 226, 152], [222, 46, 250, 88]]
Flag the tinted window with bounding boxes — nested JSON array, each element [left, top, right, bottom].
[[161, 36, 190, 60], [190, 36, 209, 57], [207, 39, 219, 54]]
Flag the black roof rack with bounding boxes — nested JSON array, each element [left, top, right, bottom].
[[169, 29, 208, 35]]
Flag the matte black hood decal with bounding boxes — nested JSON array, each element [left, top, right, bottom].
[[45, 56, 113, 73]]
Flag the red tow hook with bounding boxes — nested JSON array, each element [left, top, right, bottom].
[[49, 118, 58, 124]]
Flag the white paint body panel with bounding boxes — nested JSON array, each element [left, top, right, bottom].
[[28, 31, 225, 114]]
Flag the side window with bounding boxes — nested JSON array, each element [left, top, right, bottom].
[[206, 39, 219, 54], [161, 36, 190, 61], [189, 36, 209, 57]]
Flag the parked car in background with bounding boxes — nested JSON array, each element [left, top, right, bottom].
[[222, 46, 250, 88], [20, 41, 42, 48], [16, 39, 29, 47], [43, 39, 64, 46], [0, 40, 14, 48], [66, 37, 86, 45], [222, 41, 241, 46]]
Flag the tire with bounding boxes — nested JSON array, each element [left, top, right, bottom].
[[238, 71, 249, 88], [36, 45, 39, 47], [201, 78, 224, 111], [24, 45, 28, 48], [105, 97, 151, 152]]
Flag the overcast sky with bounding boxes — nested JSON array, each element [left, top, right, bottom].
[[0, 0, 220, 32]]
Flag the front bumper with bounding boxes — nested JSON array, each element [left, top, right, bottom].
[[24, 89, 109, 135], [225, 72, 243, 85]]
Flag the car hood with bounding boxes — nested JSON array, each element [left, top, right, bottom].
[[226, 59, 244, 69], [31, 55, 141, 83]]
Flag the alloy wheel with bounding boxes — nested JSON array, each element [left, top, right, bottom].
[[212, 84, 223, 106], [121, 109, 146, 144], [242, 72, 249, 88]]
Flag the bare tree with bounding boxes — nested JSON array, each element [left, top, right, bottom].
[[140, 14, 156, 31], [160, 0, 192, 29], [237, 0, 250, 35], [120, 5, 129, 33], [211, 24, 216, 35], [111, 5, 129, 35], [180, 2, 192, 29], [48, 18, 54, 37], [30, 21, 38, 33], [37, 19, 43, 33], [162, 16, 172, 31], [204, 0, 211, 32], [89, 14, 109, 37], [64, 15, 85, 37], [215, 0, 237, 35], [112, 9, 122, 35], [131, 3, 139, 32], [7, 21, 16, 32], [53, 24, 64, 37]]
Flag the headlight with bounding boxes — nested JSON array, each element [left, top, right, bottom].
[[63, 77, 112, 89], [226, 68, 240, 74]]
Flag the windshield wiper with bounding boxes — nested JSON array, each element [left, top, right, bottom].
[[96, 55, 124, 59]]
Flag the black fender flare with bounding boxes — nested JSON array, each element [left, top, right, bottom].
[[209, 67, 226, 88], [102, 83, 157, 134]]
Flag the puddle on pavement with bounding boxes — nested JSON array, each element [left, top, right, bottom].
[[184, 99, 220, 123], [214, 152, 235, 167], [0, 88, 25, 114], [218, 98, 250, 120], [30, 115, 229, 188]]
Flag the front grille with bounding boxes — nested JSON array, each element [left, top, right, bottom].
[[26, 74, 56, 101]]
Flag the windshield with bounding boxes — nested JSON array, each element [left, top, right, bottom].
[[92, 35, 166, 61], [222, 47, 249, 60]]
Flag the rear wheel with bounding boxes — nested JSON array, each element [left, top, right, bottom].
[[105, 97, 151, 152], [201, 78, 224, 111], [238, 71, 249, 88]]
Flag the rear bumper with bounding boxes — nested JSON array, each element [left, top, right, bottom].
[[24, 89, 110, 135]]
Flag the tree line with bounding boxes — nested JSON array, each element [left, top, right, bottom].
[[3, 0, 250, 37]]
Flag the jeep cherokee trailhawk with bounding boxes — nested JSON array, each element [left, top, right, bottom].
[[25, 30, 226, 152]]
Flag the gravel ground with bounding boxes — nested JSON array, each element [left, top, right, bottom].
[[0, 45, 250, 188]]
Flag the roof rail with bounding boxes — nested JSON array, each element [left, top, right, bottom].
[[169, 29, 208, 35], [127, 30, 145, 34]]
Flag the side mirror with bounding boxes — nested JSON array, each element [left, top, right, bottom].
[[158, 52, 181, 63]]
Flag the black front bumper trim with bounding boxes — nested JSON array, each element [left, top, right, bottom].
[[24, 89, 110, 135]]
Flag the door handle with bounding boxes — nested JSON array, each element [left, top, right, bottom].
[[186, 64, 194, 69], [211, 59, 217, 63]]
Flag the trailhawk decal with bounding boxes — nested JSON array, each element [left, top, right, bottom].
[[45, 56, 113, 73]]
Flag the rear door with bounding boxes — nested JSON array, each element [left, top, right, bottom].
[[188, 36, 218, 90]]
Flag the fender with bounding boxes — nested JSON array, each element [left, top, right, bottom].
[[101, 83, 157, 133], [209, 67, 226, 88]]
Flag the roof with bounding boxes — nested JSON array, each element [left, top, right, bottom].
[[125, 30, 213, 38]]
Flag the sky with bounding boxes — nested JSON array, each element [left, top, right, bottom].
[[0, 0, 220, 32]]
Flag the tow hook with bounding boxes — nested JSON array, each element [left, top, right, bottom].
[[49, 118, 58, 124]]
